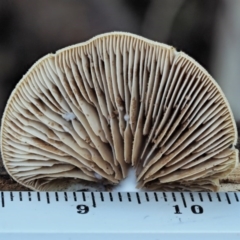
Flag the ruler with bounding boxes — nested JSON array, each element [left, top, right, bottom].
[[0, 191, 240, 240]]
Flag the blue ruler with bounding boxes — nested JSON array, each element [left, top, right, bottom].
[[0, 191, 239, 240]]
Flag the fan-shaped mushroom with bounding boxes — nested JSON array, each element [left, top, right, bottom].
[[1, 32, 239, 191]]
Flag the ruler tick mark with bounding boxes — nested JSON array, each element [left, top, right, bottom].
[[37, 192, 40, 201], [163, 192, 167, 202], [234, 193, 239, 202], [225, 193, 231, 204], [189, 193, 194, 202], [207, 193, 212, 202], [127, 192, 131, 202], [154, 192, 158, 202], [91, 192, 96, 208], [10, 192, 13, 201], [216, 193, 221, 202], [145, 192, 149, 202], [181, 193, 187, 207], [100, 192, 104, 201], [64, 192, 68, 201], [19, 192, 22, 201], [1, 192, 5, 208], [198, 193, 203, 202], [172, 193, 176, 202], [28, 192, 31, 201], [46, 192, 50, 204], [136, 193, 141, 204], [55, 192, 59, 201], [109, 192, 113, 201], [73, 192, 77, 201], [118, 192, 122, 202], [82, 192, 86, 202]]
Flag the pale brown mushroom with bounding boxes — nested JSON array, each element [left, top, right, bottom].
[[0, 32, 239, 191]]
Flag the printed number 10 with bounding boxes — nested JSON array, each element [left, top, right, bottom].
[[173, 205, 204, 214]]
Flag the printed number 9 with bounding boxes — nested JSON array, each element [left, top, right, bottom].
[[77, 204, 89, 214]]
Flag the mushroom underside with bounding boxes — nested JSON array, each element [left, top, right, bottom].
[[1, 32, 239, 191]]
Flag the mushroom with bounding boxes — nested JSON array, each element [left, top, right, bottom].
[[0, 32, 239, 191]]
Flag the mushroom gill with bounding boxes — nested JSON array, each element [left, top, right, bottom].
[[0, 32, 239, 191]]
